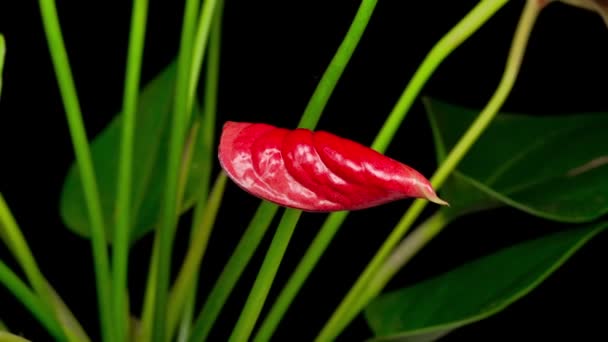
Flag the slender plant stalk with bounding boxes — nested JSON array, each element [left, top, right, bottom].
[[166, 173, 227, 339], [38, 1, 114, 341], [0, 195, 52, 306], [0, 260, 64, 341], [0, 195, 89, 342], [253, 211, 347, 342], [255, 1, 508, 340], [316, 1, 542, 340], [176, 1, 224, 339], [151, 0, 201, 340], [188, 201, 279, 342], [0, 331, 34, 342], [188, 0, 220, 110], [228, 209, 303, 342], [137, 236, 159, 342], [369, 209, 452, 293], [298, 0, 378, 129], [113, 0, 149, 341], [0, 34, 5, 96], [189, 2, 377, 340]]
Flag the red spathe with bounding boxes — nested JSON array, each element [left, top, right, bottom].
[[218, 121, 447, 212]]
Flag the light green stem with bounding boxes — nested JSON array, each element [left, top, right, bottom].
[[188, 201, 279, 342], [113, 1, 149, 341], [151, 0, 200, 339], [166, 173, 227, 339], [228, 209, 303, 342], [0, 331, 33, 342], [316, 1, 542, 340], [298, 0, 378, 130], [38, 2, 113, 341], [0, 260, 64, 341], [0, 34, 5, 97], [368, 210, 451, 296], [0, 194, 51, 309], [253, 211, 348, 342], [188, 0, 219, 111], [175, 1, 224, 339]]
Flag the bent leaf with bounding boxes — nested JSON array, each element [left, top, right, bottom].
[[425, 97, 608, 222], [60, 61, 205, 242], [364, 221, 607, 341]]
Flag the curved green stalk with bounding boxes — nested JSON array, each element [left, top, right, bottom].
[[151, 0, 200, 340], [113, 1, 149, 341], [166, 173, 227, 339], [189, 0, 376, 339], [369, 209, 452, 294], [298, 0, 378, 130], [0, 260, 64, 341], [175, 2, 224, 339], [257, 1, 508, 341], [317, 1, 542, 340], [0, 332, 32, 342], [228, 209, 303, 342], [0, 195, 89, 342], [188, 201, 279, 342], [188, 0, 220, 112], [38, 1, 113, 340], [0, 34, 5, 96], [253, 211, 348, 342]]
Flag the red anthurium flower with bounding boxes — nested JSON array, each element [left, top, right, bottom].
[[218, 121, 448, 212]]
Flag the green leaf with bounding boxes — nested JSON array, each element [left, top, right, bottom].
[[425, 97, 608, 222], [364, 221, 607, 341], [60, 61, 205, 242]]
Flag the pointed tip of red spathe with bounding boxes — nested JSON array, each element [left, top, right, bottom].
[[419, 184, 450, 206], [428, 194, 450, 206]]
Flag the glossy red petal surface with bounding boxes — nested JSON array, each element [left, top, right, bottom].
[[218, 121, 447, 212]]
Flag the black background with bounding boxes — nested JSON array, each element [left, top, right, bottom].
[[1, 1, 608, 341]]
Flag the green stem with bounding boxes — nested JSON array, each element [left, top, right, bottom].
[[139, 120, 198, 342], [253, 211, 348, 342], [0, 195, 89, 342], [166, 173, 227, 339], [0, 34, 5, 97], [176, 1, 224, 339], [228, 209, 302, 342], [188, 0, 220, 113], [38, 2, 113, 341], [113, 1, 149, 341], [0, 194, 51, 310], [367, 209, 451, 299], [0, 260, 64, 341], [297, 0, 378, 130], [151, 0, 200, 340], [0, 332, 33, 342], [257, 1, 508, 341], [138, 236, 159, 342], [316, 1, 541, 340], [188, 201, 279, 342]]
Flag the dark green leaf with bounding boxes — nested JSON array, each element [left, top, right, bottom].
[[364, 222, 607, 341], [425, 97, 608, 222], [60, 62, 205, 242]]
